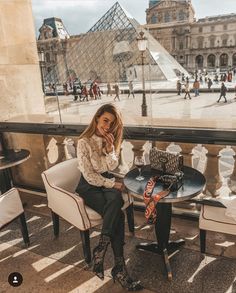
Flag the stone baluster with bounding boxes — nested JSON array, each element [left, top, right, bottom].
[[129, 140, 146, 168], [203, 145, 223, 197], [56, 136, 67, 163], [228, 146, 236, 195], [178, 143, 194, 167], [154, 141, 170, 151], [43, 135, 66, 167], [173, 143, 195, 211], [64, 137, 77, 159], [117, 141, 130, 175]]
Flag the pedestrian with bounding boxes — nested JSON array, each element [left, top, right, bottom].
[[76, 104, 143, 291], [217, 82, 227, 103], [73, 84, 78, 101], [114, 83, 120, 101], [207, 78, 213, 90], [193, 79, 200, 96], [128, 81, 135, 98], [234, 84, 236, 99], [184, 81, 191, 99], [52, 83, 56, 93], [81, 84, 88, 101], [176, 80, 182, 95], [107, 82, 112, 96], [228, 71, 232, 82], [63, 82, 69, 95], [92, 82, 99, 100]]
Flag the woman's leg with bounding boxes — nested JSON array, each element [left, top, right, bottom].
[[101, 188, 124, 237], [76, 182, 110, 280]]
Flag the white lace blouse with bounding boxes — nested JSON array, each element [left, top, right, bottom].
[[77, 134, 119, 188]]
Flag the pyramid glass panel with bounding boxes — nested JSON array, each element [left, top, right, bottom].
[[44, 1, 188, 86]]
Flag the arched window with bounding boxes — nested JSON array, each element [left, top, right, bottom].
[[232, 53, 236, 66], [164, 12, 171, 22], [221, 34, 228, 47], [197, 36, 204, 49], [45, 52, 50, 63], [220, 53, 228, 67], [151, 14, 158, 24], [179, 10, 185, 21], [195, 55, 204, 69], [209, 36, 215, 47], [207, 54, 216, 68]]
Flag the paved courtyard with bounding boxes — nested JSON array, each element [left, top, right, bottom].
[[46, 82, 236, 128]]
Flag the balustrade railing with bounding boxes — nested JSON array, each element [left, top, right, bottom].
[[0, 123, 235, 216]]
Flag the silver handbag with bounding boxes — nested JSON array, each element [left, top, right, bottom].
[[149, 148, 183, 175]]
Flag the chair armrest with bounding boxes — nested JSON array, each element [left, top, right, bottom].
[[46, 185, 93, 230], [190, 198, 226, 208]]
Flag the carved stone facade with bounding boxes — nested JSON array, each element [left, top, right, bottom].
[[145, 0, 236, 72], [37, 18, 82, 82]]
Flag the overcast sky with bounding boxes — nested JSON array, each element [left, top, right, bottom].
[[32, 0, 236, 37]]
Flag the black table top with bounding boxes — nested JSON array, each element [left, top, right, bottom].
[[0, 149, 30, 170], [124, 165, 206, 203]]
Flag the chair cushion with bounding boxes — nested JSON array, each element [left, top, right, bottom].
[[85, 206, 102, 227], [199, 205, 236, 235]]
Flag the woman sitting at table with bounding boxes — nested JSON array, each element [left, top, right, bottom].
[[76, 104, 143, 291]]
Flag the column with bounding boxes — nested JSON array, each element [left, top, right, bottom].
[[0, 0, 45, 121], [228, 146, 236, 194]]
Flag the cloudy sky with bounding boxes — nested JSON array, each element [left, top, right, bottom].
[[32, 0, 236, 37]]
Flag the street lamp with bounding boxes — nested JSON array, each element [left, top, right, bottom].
[[137, 31, 148, 117], [38, 50, 45, 93]]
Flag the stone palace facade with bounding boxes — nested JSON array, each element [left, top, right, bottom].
[[145, 0, 236, 73]]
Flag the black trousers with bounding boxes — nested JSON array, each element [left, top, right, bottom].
[[76, 173, 125, 257]]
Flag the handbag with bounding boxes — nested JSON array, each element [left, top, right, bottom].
[[149, 148, 183, 175]]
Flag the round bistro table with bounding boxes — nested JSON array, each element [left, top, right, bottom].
[[124, 165, 206, 280], [0, 149, 30, 192]]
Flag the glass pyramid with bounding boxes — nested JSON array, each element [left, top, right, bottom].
[[45, 1, 188, 86]]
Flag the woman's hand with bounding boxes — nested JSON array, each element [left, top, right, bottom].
[[100, 128, 114, 153], [113, 181, 125, 192]]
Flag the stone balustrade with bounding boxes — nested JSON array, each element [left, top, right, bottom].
[[2, 132, 234, 215]]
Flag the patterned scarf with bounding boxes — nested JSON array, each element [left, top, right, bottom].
[[143, 176, 170, 224]]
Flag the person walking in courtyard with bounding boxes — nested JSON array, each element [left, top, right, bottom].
[[207, 78, 213, 90], [114, 83, 120, 101], [107, 82, 112, 96], [184, 81, 191, 99], [193, 79, 200, 97], [176, 80, 182, 95], [76, 104, 143, 291], [128, 80, 135, 98], [217, 82, 227, 103]]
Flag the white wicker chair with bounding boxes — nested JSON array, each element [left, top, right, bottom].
[[41, 158, 134, 263]]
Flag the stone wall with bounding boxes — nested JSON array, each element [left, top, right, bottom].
[[0, 0, 45, 121]]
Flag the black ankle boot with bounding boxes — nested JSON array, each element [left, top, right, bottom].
[[111, 257, 143, 291], [92, 235, 110, 280]]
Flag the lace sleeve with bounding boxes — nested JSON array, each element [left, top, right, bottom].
[[77, 139, 115, 188], [104, 146, 119, 170]]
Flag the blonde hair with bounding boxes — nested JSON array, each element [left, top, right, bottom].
[[79, 104, 123, 153]]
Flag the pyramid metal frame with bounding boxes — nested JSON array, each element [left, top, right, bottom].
[[44, 1, 188, 86]]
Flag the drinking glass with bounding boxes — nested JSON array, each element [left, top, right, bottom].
[[134, 156, 144, 181]]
